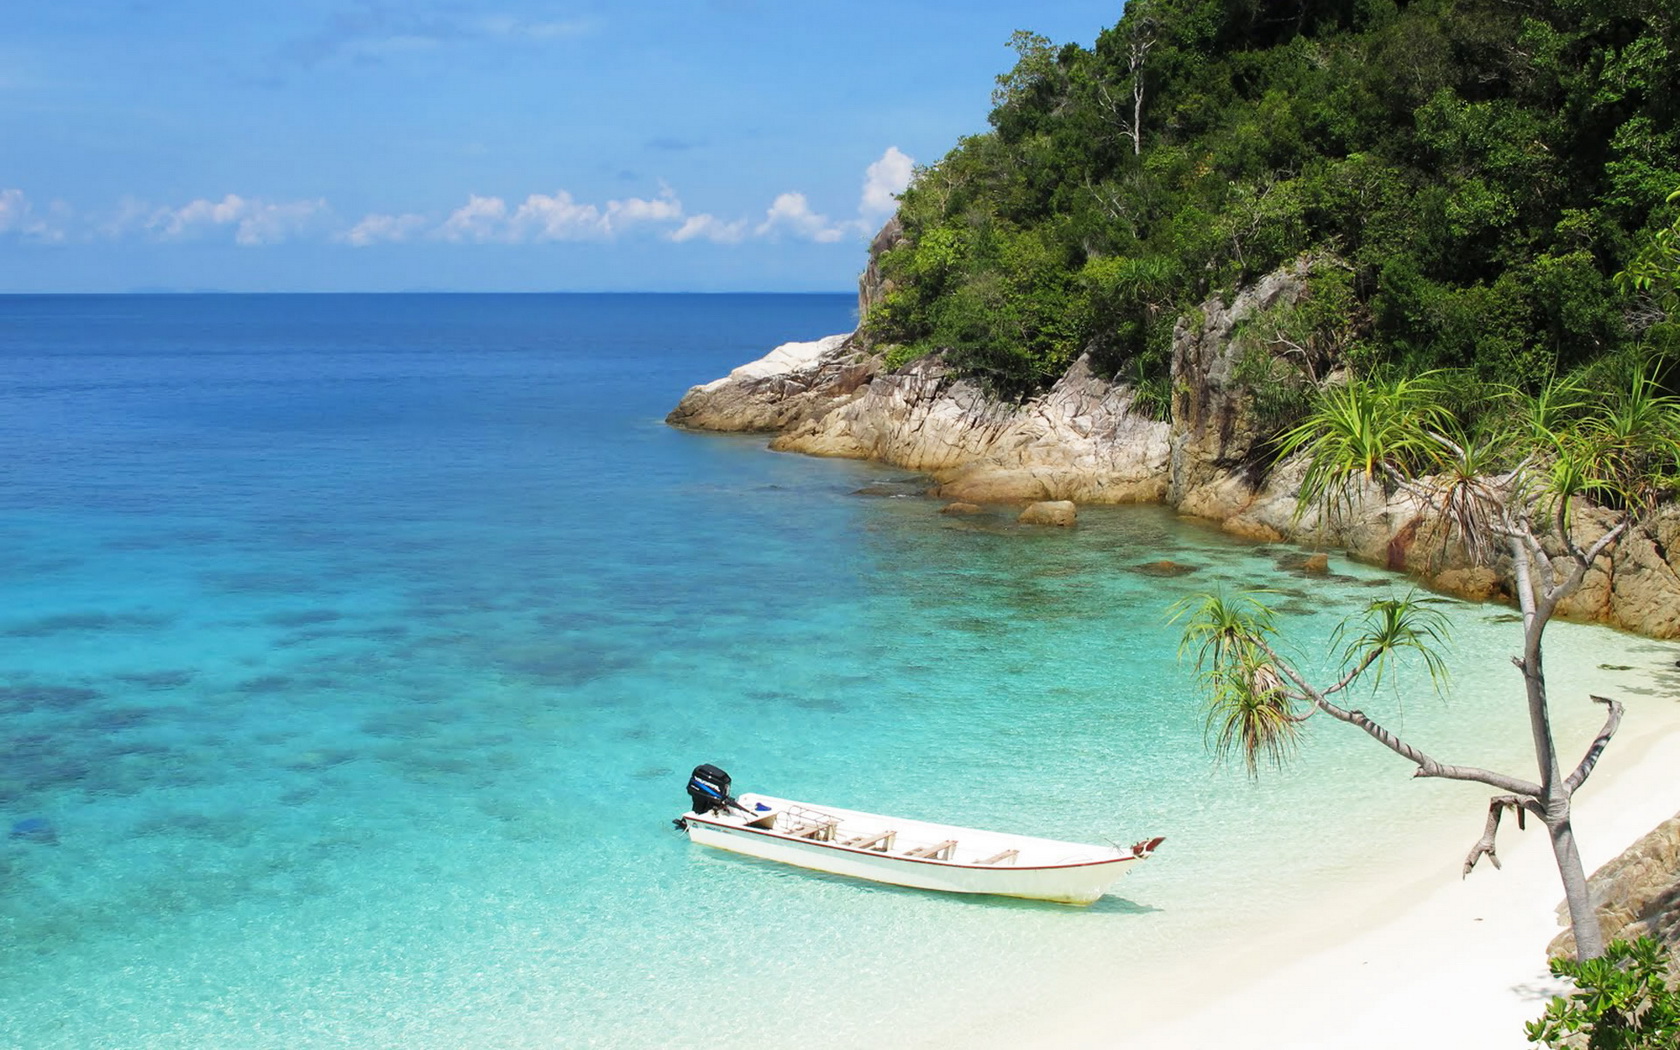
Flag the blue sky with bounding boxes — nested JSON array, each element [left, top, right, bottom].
[[1, 1, 1124, 292]]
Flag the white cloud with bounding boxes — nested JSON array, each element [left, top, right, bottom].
[[0, 188, 27, 232], [669, 214, 748, 244], [860, 146, 914, 219], [436, 194, 509, 242], [0, 189, 72, 243], [286, 10, 595, 67], [338, 212, 430, 246], [151, 194, 328, 245], [478, 16, 592, 40], [755, 192, 855, 243], [433, 186, 685, 243], [511, 190, 609, 240]]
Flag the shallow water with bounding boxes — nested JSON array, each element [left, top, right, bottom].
[[2, 294, 1676, 1048]]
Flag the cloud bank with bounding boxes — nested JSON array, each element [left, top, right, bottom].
[[0, 146, 918, 252]]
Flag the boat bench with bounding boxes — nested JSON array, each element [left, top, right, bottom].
[[902, 839, 957, 861], [786, 821, 839, 842], [976, 849, 1019, 865], [840, 830, 896, 852]]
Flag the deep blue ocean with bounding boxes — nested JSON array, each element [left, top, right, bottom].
[[3, 294, 1675, 1048]]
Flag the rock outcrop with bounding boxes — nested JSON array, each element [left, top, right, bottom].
[[856, 216, 904, 328], [1169, 260, 1313, 518], [666, 334, 875, 433], [771, 352, 1170, 503], [665, 245, 1680, 639], [1549, 810, 1680, 967]]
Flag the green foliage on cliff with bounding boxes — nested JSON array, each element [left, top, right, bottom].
[[863, 0, 1680, 399]]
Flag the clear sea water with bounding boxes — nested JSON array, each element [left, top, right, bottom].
[[2, 293, 1677, 1049]]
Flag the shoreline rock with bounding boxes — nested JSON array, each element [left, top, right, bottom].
[[666, 333, 874, 433], [664, 262, 1680, 640]]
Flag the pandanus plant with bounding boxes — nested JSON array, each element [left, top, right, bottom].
[[1175, 361, 1680, 961]]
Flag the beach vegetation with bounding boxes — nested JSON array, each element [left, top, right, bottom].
[[1527, 937, 1680, 1049], [1176, 356, 1680, 962]]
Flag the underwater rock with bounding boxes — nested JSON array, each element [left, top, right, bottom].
[[940, 501, 984, 515], [9, 817, 58, 845], [1019, 501, 1077, 527], [1131, 560, 1199, 577], [114, 669, 194, 689], [0, 684, 103, 710], [853, 478, 930, 498]]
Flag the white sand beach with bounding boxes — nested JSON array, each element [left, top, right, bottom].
[[949, 691, 1680, 1050]]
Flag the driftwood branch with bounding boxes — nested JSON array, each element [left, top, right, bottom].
[[1464, 794, 1542, 875], [1563, 695, 1624, 794]]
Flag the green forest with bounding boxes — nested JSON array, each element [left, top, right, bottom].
[[862, 0, 1679, 410]]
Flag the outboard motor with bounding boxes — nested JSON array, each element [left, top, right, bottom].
[[685, 764, 736, 816]]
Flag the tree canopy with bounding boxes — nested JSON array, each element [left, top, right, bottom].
[[864, 0, 1679, 400]]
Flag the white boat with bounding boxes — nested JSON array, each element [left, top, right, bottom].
[[675, 767, 1162, 905]]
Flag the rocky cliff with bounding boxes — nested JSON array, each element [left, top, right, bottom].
[[665, 255, 1680, 638]]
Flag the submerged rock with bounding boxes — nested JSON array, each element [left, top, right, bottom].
[[1131, 560, 1199, 578], [940, 502, 984, 515], [1018, 501, 1077, 527], [9, 817, 58, 845]]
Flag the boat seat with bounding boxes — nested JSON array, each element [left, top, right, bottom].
[[902, 839, 957, 861], [976, 849, 1019, 865], [840, 830, 896, 852], [787, 821, 837, 841]]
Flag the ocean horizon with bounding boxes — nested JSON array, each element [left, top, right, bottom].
[[4, 293, 1677, 1048]]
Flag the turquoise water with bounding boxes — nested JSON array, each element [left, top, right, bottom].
[[3, 294, 1677, 1048]]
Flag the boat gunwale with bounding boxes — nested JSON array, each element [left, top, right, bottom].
[[682, 812, 1138, 873]]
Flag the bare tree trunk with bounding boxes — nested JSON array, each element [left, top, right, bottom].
[[1130, 77, 1144, 156], [1547, 814, 1604, 959]]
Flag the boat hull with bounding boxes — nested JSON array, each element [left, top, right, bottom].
[[684, 812, 1138, 905]]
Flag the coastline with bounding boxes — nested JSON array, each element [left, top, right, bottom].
[[938, 675, 1680, 1049]]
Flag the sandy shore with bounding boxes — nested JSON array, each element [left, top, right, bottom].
[[946, 694, 1680, 1050]]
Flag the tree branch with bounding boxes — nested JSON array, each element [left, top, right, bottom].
[[1257, 639, 1543, 797], [1544, 518, 1627, 607], [1463, 794, 1543, 875], [1563, 695, 1624, 795]]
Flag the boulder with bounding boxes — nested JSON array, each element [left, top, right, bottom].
[[1019, 501, 1077, 527], [1433, 567, 1502, 603], [1223, 516, 1285, 543], [940, 502, 984, 515], [665, 334, 874, 432]]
